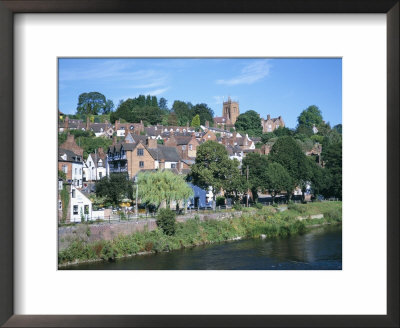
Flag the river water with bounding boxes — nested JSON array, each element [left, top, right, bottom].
[[63, 225, 342, 270]]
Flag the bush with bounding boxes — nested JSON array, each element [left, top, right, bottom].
[[233, 203, 243, 211], [253, 202, 263, 209], [156, 208, 176, 235], [216, 196, 225, 206]]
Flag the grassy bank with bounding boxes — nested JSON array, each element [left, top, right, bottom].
[[58, 201, 341, 265]]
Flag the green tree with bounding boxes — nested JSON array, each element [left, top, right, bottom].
[[322, 142, 342, 199], [265, 162, 293, 204], [158, 97, 169, 111], [261, 132, 276, 144], [234, 110, 263, 137], [268, 136, 311, 201], [95, 173, 133, 206], [172, 100, 193, 126], [76, 92, 113, 115], [191, 114, 201, 129], [193, 103, 214, 125], [241, 153, 269, 202], [167, 112, 178, 126], [156, 208, 176, 236], [190, 141, 242, 209], [137, 170, 193, 209], [297, 105, 323, 129], [274, 126, 293, 137]]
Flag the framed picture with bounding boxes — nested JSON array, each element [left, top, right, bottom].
[[0, 0, 398, 327]]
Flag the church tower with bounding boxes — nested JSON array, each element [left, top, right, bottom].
[[222, 97, 239, 125]]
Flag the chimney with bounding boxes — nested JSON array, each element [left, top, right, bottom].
[[233, 131, 237, 141], [147, 138, 157, 149], [267, 114, 271, 120], [205, 120, 209, 128], [115, 120, 120, 131], [98, 147, 104, 156], [278, 116, 281, 120], [112, 136, 117, 145], [86, 116, 90, 130]]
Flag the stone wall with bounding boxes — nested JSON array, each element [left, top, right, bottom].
[[58, 211, 243, 251]]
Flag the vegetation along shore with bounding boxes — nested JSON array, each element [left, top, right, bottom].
[[58, 201, 341, 267]]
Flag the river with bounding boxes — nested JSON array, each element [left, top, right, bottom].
[[62, 225, 342, 270]]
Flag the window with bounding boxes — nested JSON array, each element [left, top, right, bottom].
[[58, 200, 62, 210], [79, 168, 82, 175], [84, 205, 89, 214], [58, 180, 63, 190], [72, 189, 76, 198], [189, 144, 193, 151], [75, 168, 77, 175], [139, 161, 144, 168], [89, 161, 92, 167], [99, 172, 102, 179], [62, 165, 68, 173], [182, 145, 186, 150], [171, 163, 176, 169], [137, 148, 144, 156], [130, 125, 134, 130], [276, 124, 279, 129], [73, 205, 78, 215], [98, 160, 102, 167]]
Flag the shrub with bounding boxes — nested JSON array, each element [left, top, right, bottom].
[[254, 202, 263, 209], [216, 196, 225, 206], [156, 208, 176, 236], [233, 203, 243, 211], [100, 242, 116, 261]]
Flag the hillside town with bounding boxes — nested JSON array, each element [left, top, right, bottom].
[[58, 96, 339, 224]]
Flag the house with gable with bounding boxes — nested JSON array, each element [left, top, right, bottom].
[[58, 148, 83, 188], [261, 114, 285, 133], [83, 147, 108, 182], [164, 132, 199, 159]]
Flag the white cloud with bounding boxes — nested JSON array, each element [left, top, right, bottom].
[[145, 87, 169, 96], [216, 60, 270, 86]]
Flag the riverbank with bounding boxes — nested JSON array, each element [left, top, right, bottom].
[[58, 201, 342, 267]]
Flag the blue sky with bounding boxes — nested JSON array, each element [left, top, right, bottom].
[[58, 58, 342, 128]]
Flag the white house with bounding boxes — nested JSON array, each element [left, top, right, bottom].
[[70, 186, 93, 222], [59, 148, 83, 188], [83, 149, 108, 182]]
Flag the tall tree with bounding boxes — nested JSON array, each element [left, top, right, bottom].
[[234, 110, 263, 137], [95, 173, 133, 206], [191, 114, 201, 129], [158, 97, 169, 111], [297, 105, 323, 130], [190, 141, 241, 209], [193, 103, 214, 125], [265, 162, 293, 204], [137, 170, 193, 209], [322, 141, 342, 199], [241, 152, 269, 202], [76, 92, 112, 115], [172, 100, 193, 126], [268, 136, 311, 201]]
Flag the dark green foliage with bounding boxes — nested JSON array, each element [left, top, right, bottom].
[[190, 141, 243, 207], [76, 92, 114, 115], [242, 152, 269, 201], [264, 162, 293, 203], [274, 126, 293, 137], [193, 103, 214, 125], [158, 97, 169, 111], [234, 110, 263, 137], [172, 100, 193, 126], [268, 136, 309, 186], [322, 142, 342, 199], [95, 173, 133, 206], [333, 124, 342, 134], [261, 132, 276, 144], [110, 95, 163, 125], [297, 105, 323, 130], [156, 208, 176, 236], [216, 196, 225, 206]]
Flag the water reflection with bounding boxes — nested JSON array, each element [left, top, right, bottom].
[[62, 225, 342, 270]]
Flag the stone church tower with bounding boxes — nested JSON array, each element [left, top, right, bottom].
[[222, 97, 239, 125]]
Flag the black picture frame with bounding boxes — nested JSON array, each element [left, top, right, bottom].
[[0, 0, 398, 327]]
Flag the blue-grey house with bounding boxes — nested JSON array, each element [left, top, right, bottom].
[[187, 183, 209, 208]]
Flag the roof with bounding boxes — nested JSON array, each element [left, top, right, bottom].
[[173, 136, 193, 145], [58, 148, 83, 163], [148, 145, 181, 162], [214, 116, 227, 124], [90, 123, 112, 133]]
